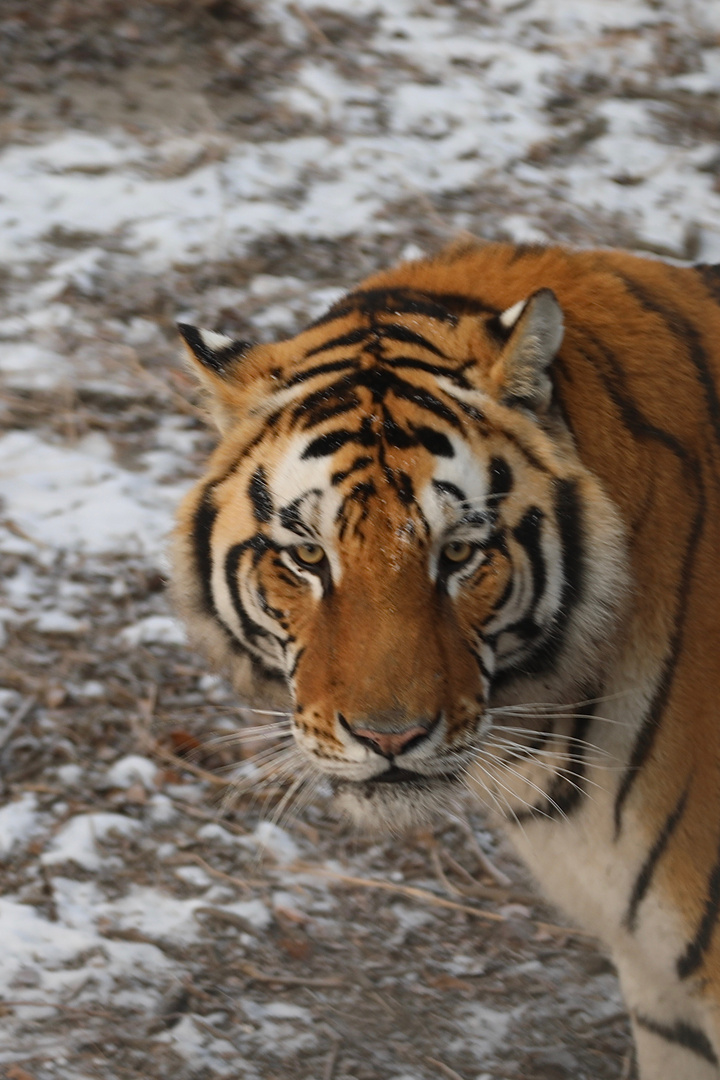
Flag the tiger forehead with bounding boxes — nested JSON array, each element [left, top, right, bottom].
[[263, 424, 520, 548], [275, 285, 494, 383]]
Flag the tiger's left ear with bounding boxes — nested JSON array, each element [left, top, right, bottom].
[[487, 288, 564, 413]]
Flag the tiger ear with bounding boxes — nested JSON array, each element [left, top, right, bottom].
[[178, 324, 256, 432], [487, 288, 564, 413]]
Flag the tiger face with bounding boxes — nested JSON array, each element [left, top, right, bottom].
[[173, 266, 628, 830]]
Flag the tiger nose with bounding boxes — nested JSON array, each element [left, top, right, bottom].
[[338, 713, 438, 757]]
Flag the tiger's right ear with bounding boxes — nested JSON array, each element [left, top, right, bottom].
[[178, 324, 256, 432]]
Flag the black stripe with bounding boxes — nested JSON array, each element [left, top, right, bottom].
[[336, 480, 377, 540], [384, 375, 464, 430], [192, 484, 220, 620], [224, 539, 282, 652], [286, 358, 357, 385], [303, 398, 361, 429], [614, 489, 704, 837], [563, 324, 689, 461], [512, 507, 546, 612], [384, 356, 473, 386], [382, 414, 416, 449], [304, 329, 368, 357], [677, 827, 720, 980], [612, 271, 720, 448], [507, 243, 546, 265], [408, 289, 499, 319], [288, 646, 305, 680], [513, 710, 593, 821], [545, 710, 592, 816], [292, 373, 359, 427], [624, 783, 690, 932], [248, 466, 273, 523], [489, 457, 513, 500], [308, 286, 498, 330], [377, 323, 448, 358], [302, 427, 377, 459], [511, 478, 584, 679], [395, 470, 415, 506], [554, 321, 705, 838], [554, 477, 584, 603], [635, 1013, 718, 1066], [695, 264, 720, 305], [331, 455, 374, 485], [306, 366, 465, 431]]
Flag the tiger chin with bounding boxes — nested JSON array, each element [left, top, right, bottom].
[[172, 240, 720, 1080]]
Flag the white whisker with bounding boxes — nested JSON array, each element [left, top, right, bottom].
[[484, 740, 606, 791], [488, 725, 619, 757], [472, 746, 570, 820]]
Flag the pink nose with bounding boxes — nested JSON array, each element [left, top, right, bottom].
[[349, 721, 433, 756]]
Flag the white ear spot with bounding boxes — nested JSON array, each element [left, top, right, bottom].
[[498, 298, 528, 330], [199, 329, 235, 351]]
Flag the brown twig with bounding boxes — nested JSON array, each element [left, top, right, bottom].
[[291, 862, 585, 937], [426, 1059, 467, 1080], [323, 1036, 342, 1080], [167, 798, 249, 835], [134, 727, 229, 788], [430, 843, 468, 899], [0, 696, 37, 755], [438, 847, 522, 902], [451, 816, 513, 888], [169, 851, 251, 891], [236, 961, 343, 989], [287, 2, 333, 47]]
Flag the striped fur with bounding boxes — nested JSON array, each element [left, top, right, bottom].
[[173, 243, 720, 1077]]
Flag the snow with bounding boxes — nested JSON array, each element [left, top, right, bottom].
[[41, 812, 142, 871], [119, 615, 188, 647], [0, 793, 43, 860], [0, 430, 187, 561], [105, 754, 159, 790]]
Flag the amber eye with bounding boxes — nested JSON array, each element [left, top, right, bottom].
[[291, 543, 326, 567], [441, 539, 474, 565]]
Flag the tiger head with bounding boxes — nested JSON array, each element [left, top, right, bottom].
[[173, 258, 628, 830]]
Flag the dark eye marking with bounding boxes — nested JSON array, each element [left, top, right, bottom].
[[248, 466, 273, 523], [432, 479, 467, 502], [278, 491, 322, 538], [489, 456, 513, 499], [413, 426, 454, 457]]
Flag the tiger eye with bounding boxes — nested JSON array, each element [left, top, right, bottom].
[[442, 539, 474, 565], [292, 543, 326, 566]]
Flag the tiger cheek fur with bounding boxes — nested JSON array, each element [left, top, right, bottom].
[[173, 242, 720, 1078]]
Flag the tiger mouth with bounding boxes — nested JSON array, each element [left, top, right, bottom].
[[334, 766, 460, 789]]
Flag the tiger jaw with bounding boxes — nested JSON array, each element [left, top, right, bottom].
[[289, 707, 484, 826], [330, 764, 467, 831]]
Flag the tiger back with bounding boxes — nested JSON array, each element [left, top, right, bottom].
[[173, 242, 720, 1079]]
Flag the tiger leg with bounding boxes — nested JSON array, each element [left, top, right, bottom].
[[615, 959, 720, 1079], [630, 1015, 719, 1080]]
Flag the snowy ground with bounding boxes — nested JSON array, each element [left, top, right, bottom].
[[2, 1, 720, 1078]]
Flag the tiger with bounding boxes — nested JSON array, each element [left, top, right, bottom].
[[172, 240, 720, 1079]]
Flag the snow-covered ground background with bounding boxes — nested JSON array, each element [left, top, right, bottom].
[[2, 2, 720, 1077]]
